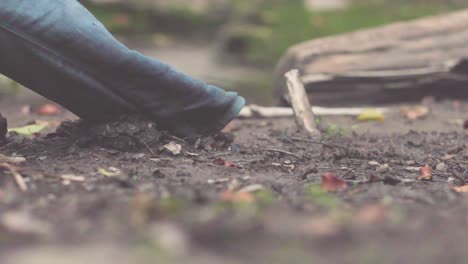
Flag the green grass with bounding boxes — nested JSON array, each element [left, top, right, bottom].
[[245, 1, 456, 65]]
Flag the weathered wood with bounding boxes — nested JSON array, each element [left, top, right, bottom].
[[239, 105, 390, 118], [274, 10, 468, 106], [285, 70, 321, 138]]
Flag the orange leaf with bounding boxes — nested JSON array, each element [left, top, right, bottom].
[[417, 165, 432, 181], [453, 185, 468, 193], [400, 105, 429, 121], [220, 190, 255, 203], [213, 158, 237, 168], [321, 172, 348, 192], [37, 103, 61, 116], [355, 204, 388, 225]]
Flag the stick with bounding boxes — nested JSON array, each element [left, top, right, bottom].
[[238, 105, 390, 118], [285, 69, 321, 138], [0, 163, 27, 192]]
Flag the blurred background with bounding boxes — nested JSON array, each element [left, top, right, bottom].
[[1, 0, 467, 105]]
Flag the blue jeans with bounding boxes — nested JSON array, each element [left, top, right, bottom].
[[0, 0, 245, 136]]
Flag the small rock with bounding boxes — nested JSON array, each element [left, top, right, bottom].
[[436, 162, 447, 172], [163, 142, 182, 155], [377, 164, 390, 173], [368, 161, 380, 166]]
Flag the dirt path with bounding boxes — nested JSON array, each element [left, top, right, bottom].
[[0, 99, 466, 264]]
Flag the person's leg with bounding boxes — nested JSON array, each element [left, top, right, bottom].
[[0, 0, 245, 137]]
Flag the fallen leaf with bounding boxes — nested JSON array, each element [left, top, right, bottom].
[[98, 167, 121, 177], [0, 211, 51, 237], [417, 165, 432, 181], [321, 172, 348, 192], [355, 204, 388, 225], [302, 216, 340, 238], [8, 123, 47, 136], [163, 142, 182, 155], [453, 185, 468, 193], [400, 105, 429, 121], [357, 109, 385, 122], [0, 154, 26, 164], [220, 190, 255, 203], [36, 103, 61, 116], [213, 158, 237, 168]]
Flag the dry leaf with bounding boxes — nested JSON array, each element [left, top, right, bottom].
[[417, 165, 432, 181], [213, 158, 237, 168], [355, 204, 388, 225], [163, 142, 182, 155], [400, 105, 429, 121], [357, 109, 385, 122], [220, 190, 255, 203], [8, 123, 47, 136], [302, 216, 340, 238], [0, 211, 50, 237], [37, 103, 61, 116], [321, 172, 348, 192], [453, 185, 468, 193]]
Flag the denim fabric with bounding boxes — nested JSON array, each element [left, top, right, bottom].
[[0, 0, 245, 136]]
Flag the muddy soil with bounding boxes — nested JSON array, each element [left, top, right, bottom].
[[0, 100, 467, 264]]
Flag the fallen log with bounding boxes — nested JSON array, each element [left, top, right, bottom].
[[274, 10, 468, 106]]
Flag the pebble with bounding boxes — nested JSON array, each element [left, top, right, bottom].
[[377, 164, 390, 173], [436, 162, 447, 171]]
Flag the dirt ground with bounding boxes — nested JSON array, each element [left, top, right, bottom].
[[0, 96, 467, 264]]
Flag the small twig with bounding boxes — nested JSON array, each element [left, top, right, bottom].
[[136, 138, 157, 157], [265, 149, 302, 160], [0, 163, 27, 192]]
